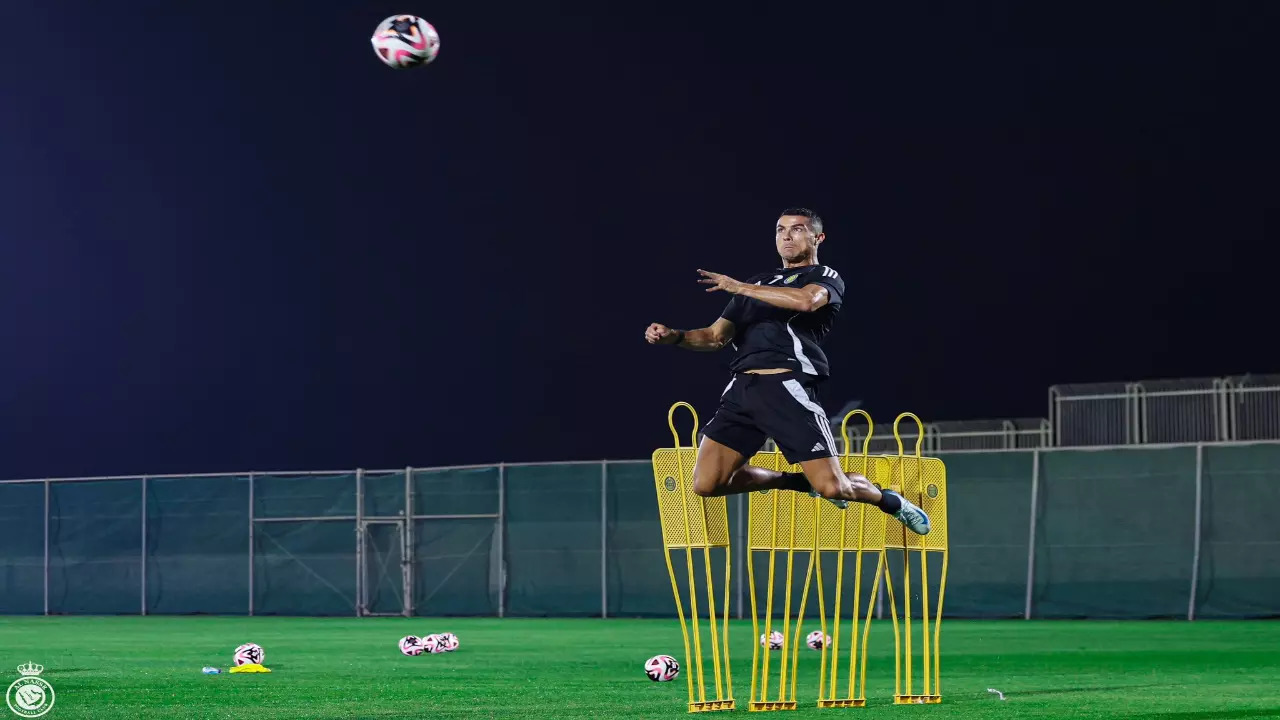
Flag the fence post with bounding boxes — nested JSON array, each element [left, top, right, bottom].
[[601, 460, 608, 619], [355, 468, 364, 617], [1048, 386, 1060, 446], [1188, 444, 1204, 621], [43, 479, 50, 616], [1222, 379, 1237, 441], [1130, 383, 1143, 445], [1024, 449, 1040, 620], [497, 462, 506, 619], [248, 472, 255, 617], [141, 476, 148, 616], [404, 466, 413, 618]]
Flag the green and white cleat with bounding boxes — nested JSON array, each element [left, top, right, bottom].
[[887, 491, 930, 535]]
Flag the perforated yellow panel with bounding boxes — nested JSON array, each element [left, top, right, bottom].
[[743, 451, 897, 553], [748, 486, 817, 551], [651, 448, 730, 549], [881, 456, 948, 551], [830, 455, 892, 553]]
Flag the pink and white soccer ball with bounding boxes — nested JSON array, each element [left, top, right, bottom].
[[371, 15, 440, 69], [399, 635, 424, 656], [437, 632, 459, 652], [645, 654, 680, 682], [421, 633, 447, 654], [760, 631, 784, 650], [233, 642, 263, 666], [806, 631, 830, 650]]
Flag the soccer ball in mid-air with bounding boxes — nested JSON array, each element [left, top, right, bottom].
[[806, 631, 830, 650], [760, 631, 784, 650], [421, 634, 447, 654], [233, 642, 264, 666], [645, 654, 680, 682], [371, 15, 440, 69], [437, 632, 459, 652], [399, 636, 424, 656]]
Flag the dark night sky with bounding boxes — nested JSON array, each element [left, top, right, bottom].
[[1, 1, 1275, 479]]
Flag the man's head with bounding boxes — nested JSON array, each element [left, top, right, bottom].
[[776, 207, 824, 265]]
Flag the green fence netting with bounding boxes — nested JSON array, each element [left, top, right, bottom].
[[1032, 448, 1197, 618], [254, 473, 356, 519], [146, 476, 249, 614], [1196, 444, 1280, 618], [412, 464, 501, 616], [3, 445, 1278, 619], [253, 519, 356, 616], [937, 452, 1035, 618], [605, 461, 679, 617], [0, 483, 44, 614], [49, 480, 143, 614], [504, 464, 602, 616]]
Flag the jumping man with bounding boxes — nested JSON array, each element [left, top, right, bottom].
[[644, 207, 929, 535]]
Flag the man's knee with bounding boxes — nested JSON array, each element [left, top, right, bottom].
[[692, 435, 746, 497], [692, 464, 729, 497], [845, 473, 872, 491], [804, 467, 844, 499], [811, 479, 844, 500]]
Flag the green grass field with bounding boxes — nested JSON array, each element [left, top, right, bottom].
[[1, 617, 1277, 719]]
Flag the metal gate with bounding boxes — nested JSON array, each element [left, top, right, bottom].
[[357, 520, 409, 616], [354, 468, 415, 617]]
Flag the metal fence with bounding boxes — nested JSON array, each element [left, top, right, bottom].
[[832, 418, 1052, 454], [4, 439, 1280, 620], [1047, 375, 1280, 447], [699, 374, 1280, 455], [1228, 374, 1280, 441]]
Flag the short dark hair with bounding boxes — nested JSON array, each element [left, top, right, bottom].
[[779, 207, 823, 235]]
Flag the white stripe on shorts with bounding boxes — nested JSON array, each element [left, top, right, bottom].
[[782, 379, 837, 454]]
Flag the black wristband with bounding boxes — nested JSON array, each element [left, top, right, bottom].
[[672, 330, 686, 346]]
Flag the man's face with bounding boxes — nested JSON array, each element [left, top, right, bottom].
[[776, 215, 823, 263]]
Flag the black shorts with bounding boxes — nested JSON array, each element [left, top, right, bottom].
[[701, 371, 838, 464]]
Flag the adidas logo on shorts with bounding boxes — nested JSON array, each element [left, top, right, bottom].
[[811, 442, 824, 452]]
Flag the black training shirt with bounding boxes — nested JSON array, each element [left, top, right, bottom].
[[719, 264, 846, 378]]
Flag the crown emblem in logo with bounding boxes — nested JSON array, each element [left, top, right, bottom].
[[17, 663, 43, 677]]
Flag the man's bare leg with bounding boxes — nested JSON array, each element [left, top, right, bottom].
[[798, 456, 931, 535], [691, 436, 812, 497], [796, 457, 882, 503]]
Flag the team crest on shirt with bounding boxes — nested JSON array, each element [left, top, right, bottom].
[[784, 273, 799, 284]]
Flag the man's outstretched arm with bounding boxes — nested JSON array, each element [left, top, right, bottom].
[[697, 269, 830, 312], [644, 317, 735, 352]]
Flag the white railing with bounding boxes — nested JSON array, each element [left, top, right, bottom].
[[1227, 375, 1280, 441], [1049, 375, 1280, 447], [1049, 382, 1139, 446], [690, 375, 1279, 452], [841, 418, 1052, 454]]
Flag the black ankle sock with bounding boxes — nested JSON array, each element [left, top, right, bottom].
[[779, 471, 810, 492], [876, 490, 902, 514]]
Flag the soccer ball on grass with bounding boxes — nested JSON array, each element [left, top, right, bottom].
[[437, 632, 459, 652], [233, 642, 264, 666], [645, 654, 680, 682], [760, 631, 784, 650], [806, 630, 830, 650], [421, 634, 447, 654], [399, 636, 424, 656]]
